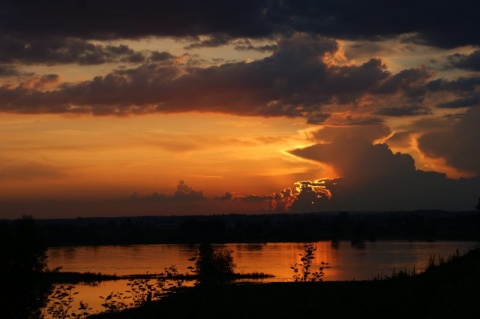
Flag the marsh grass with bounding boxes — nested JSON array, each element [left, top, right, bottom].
[[373, 247, 465, 281]]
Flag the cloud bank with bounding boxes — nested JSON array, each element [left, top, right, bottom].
[[287, 127, 480, 211]]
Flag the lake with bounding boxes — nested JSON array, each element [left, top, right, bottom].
[[45, 240, 477, 316]]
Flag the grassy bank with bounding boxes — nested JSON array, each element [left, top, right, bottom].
[[88, 244, 480, 319]]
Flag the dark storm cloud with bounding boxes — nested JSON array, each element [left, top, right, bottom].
[[0, 35, 174, 65], [288, 133, 480, 211], [0, 0, 272, 40], [447, 50, 480, 71], [417, 107, 480, 176], [375, 105, 432, 117], [1, 1, 480, 48]]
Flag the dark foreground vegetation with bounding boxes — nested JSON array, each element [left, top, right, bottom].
[[91, 243, 480, 319], [1, 213, 479, 319], [23, 209, 480, 246]]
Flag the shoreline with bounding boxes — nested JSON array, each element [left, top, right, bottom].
[[88, 243, 480, 319], [26, 210, 480, 247]]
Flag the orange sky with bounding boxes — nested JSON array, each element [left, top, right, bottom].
[[1, 2, 480, 218]]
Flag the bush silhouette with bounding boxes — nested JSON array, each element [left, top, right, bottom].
[[290, 242, 329, 282], [190, 243, 236, 285]]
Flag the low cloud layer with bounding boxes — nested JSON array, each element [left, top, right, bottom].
[[0, 34, 456, 121]]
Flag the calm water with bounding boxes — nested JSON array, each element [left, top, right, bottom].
[[46, 240, 477, 315]]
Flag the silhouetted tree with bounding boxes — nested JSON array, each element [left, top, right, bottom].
[[0, 215, 51, 319], [1, 215, 48, 274], [476, 197, 480, 211]]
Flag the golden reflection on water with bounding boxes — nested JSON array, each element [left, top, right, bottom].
[[46, 241, 477, 314], [48, 241, 476, 282], [229, 241, 341, 281]]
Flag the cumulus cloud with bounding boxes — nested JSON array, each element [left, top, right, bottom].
[[287, 128, 480, 211], [285, 179, 336, 213], [173, 180, 205, 201], [214, 192, 234, 201], [128, 181, 205, 203], [0, 34, 442, 120]]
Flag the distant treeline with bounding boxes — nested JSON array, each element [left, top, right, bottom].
[[5, 210, 480, 247]]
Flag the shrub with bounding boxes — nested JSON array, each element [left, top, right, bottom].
[[290, 242, 329, 282]]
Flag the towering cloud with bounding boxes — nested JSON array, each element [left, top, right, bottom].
[[289, 127, 480, 211]]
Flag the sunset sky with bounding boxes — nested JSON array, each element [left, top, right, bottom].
[[1, 1, 480, 218]]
